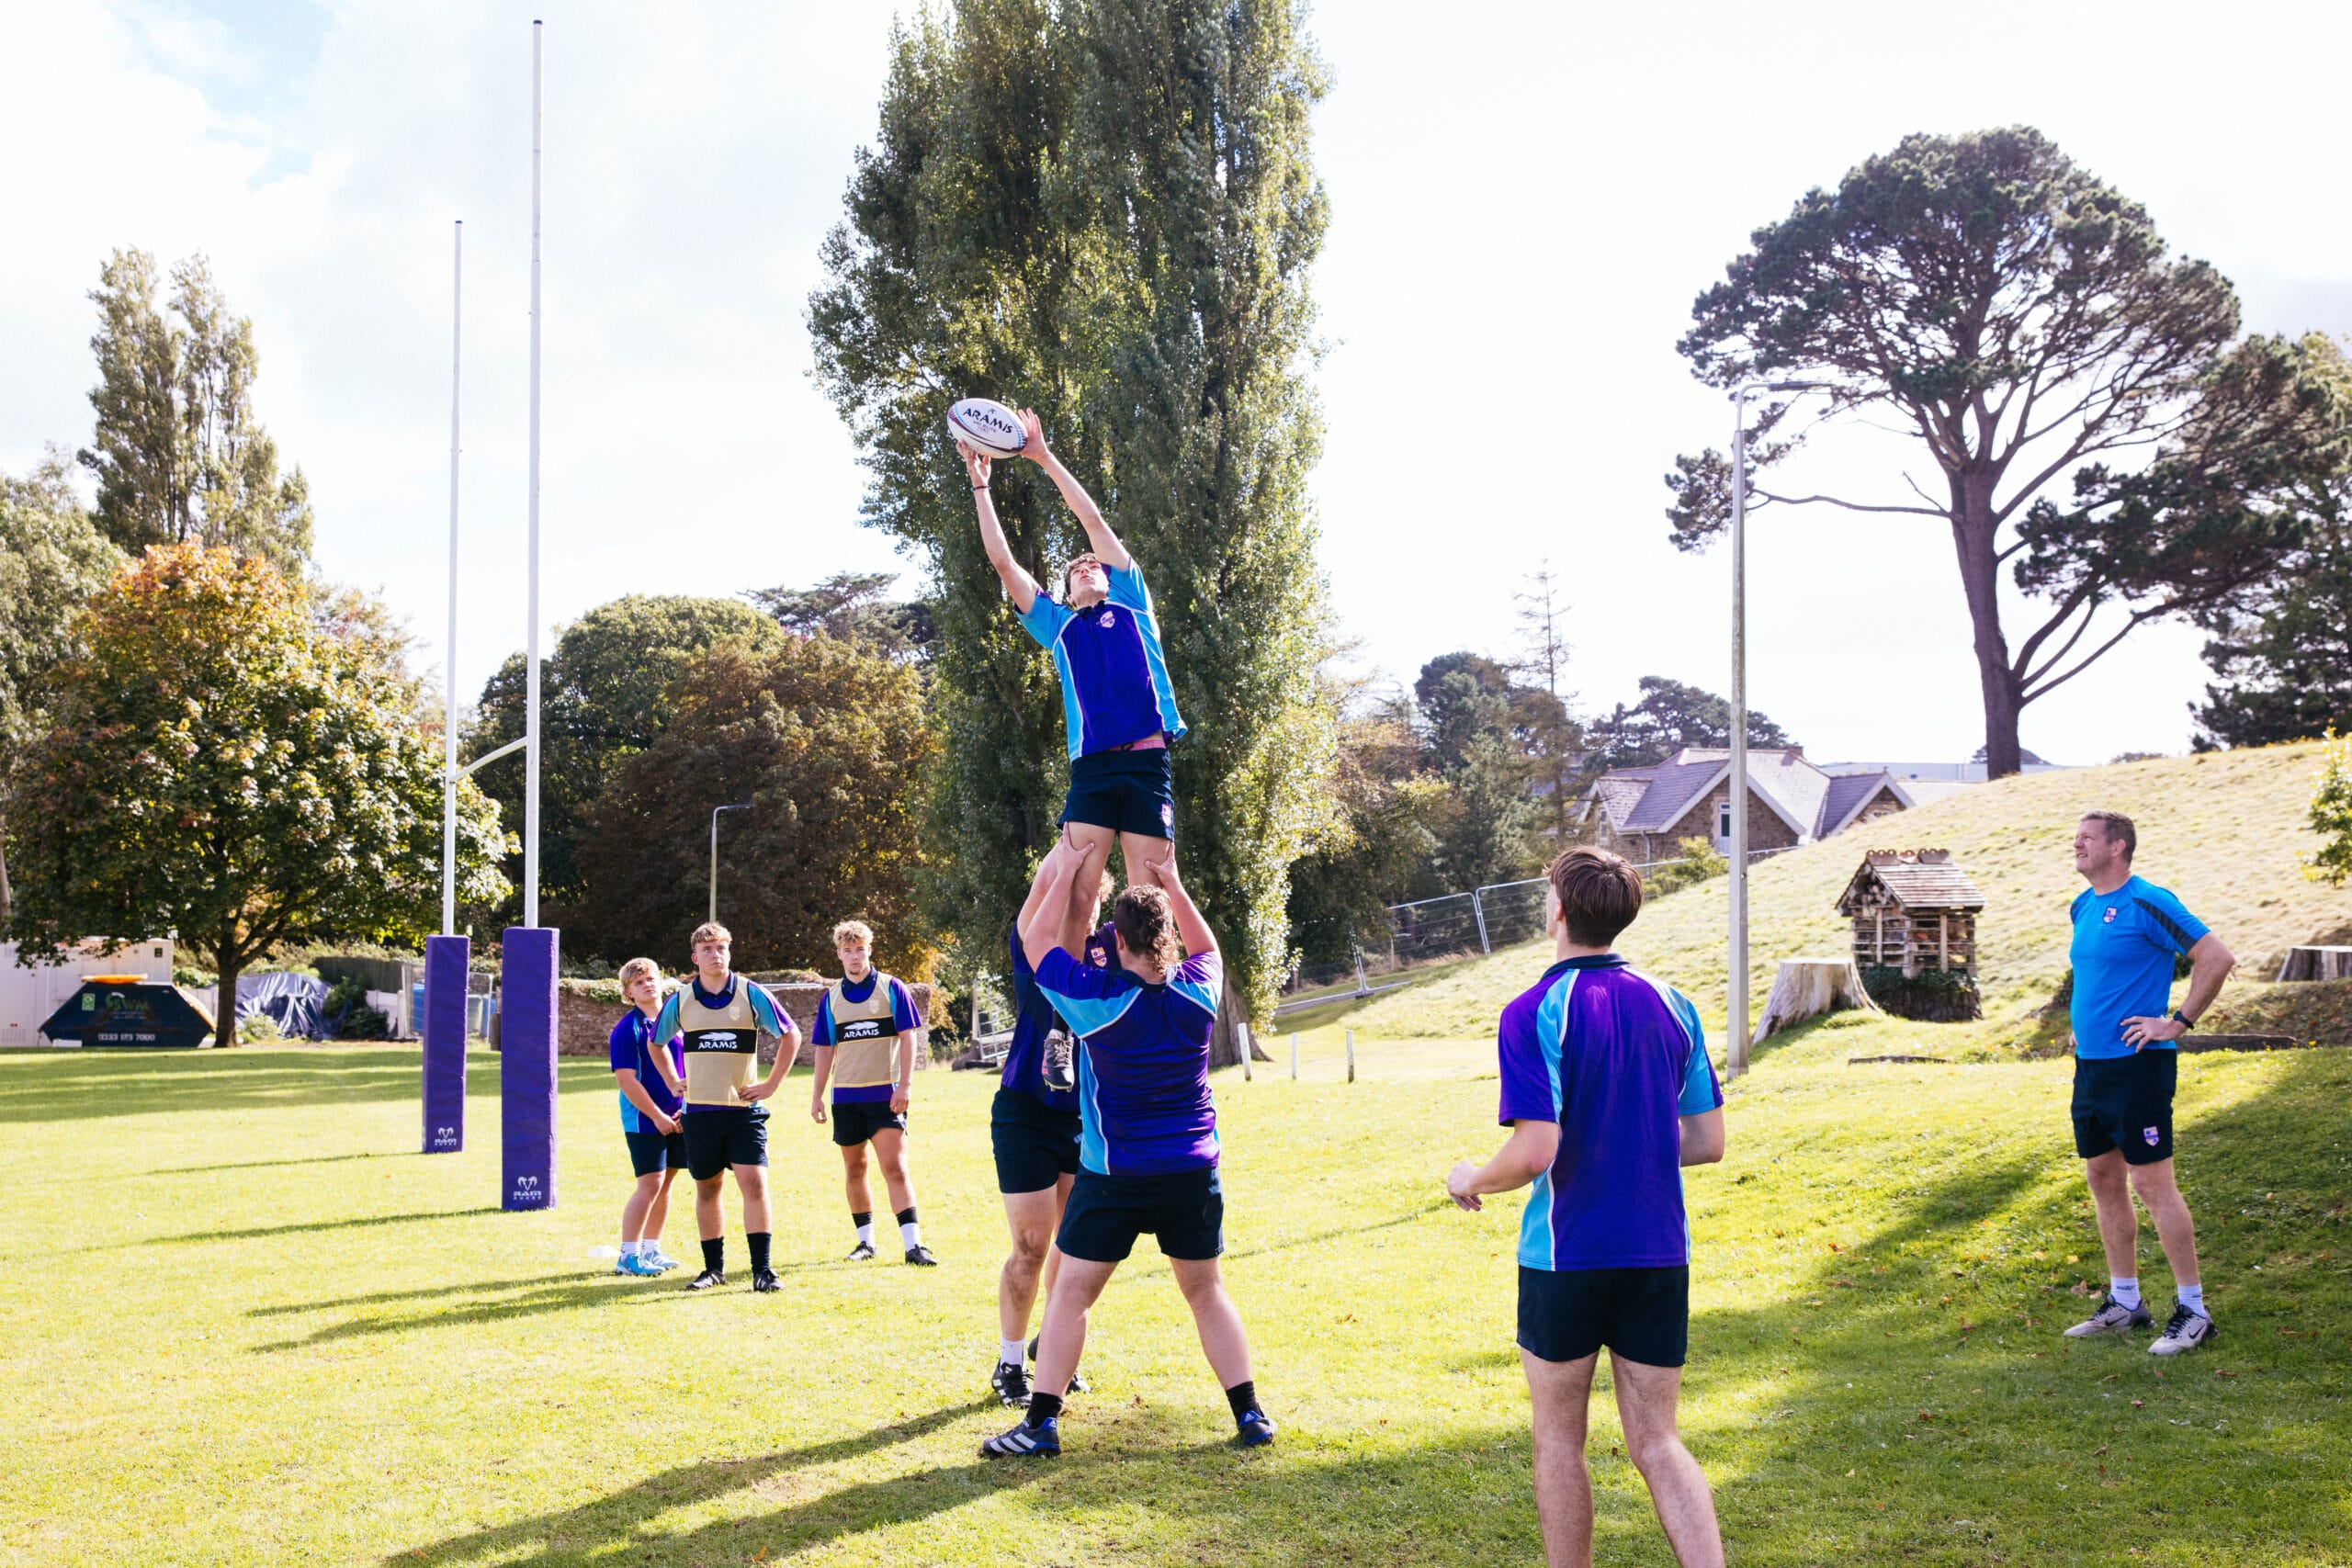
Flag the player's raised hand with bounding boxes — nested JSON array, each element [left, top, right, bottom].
[[960, 439, 991, 490], [1015, 408, 1052, 465]]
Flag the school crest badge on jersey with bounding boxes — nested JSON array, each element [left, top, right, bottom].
[[1098, 610, 1116, 628], [2103, 907, 2119, 923], [1160, 803, 1174, 829]]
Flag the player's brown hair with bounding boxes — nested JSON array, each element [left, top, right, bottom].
[[831, 920, 874, 949], [617, 957, 662, 992], [1113, 885, 1182, 972], [1549, 846, 1645, 947], [2080, 809, 2136, 862], [690, 921, 731, 950], [1063, 551, 1103, 600]]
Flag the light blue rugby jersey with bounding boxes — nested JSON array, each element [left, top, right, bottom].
[[1015, 562, 1186, 760]]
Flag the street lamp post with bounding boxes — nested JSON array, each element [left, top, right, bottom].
[[709, 804, 752, 926], [1726, 378, 1824, 1077]]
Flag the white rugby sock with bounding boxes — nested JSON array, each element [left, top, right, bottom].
[[2109, 1277, 2142, 1309], [855, 1221, 875, 1246], [1001, 1337, 1027, 1368], [900, 1219, 923, 1248], [2177, 1283, 2206, 1316]]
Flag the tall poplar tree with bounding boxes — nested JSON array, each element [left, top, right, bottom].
[[810, 0, 1338, 1025]]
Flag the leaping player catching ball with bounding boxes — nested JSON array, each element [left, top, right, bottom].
[[962, 411, 1186, 896]]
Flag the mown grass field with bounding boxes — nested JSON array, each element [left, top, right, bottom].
[[4, 1022, 2347, 1567]]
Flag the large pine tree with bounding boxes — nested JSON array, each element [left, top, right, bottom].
[[810, 0, 1337, 1025]]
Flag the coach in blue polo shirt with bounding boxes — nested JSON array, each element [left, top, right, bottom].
[[1447, 846, 1727, 1568], [960, 411, 1185, 891], [2061, 809, 2234, 1357]]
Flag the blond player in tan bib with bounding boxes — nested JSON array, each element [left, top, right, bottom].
[[809, 920, 936, 1265]]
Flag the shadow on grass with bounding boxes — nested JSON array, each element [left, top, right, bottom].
[[389, 1397, 1547, 1568], [0, 1049, 615, 1125], [152, 1149, 427, 1175], [110, 1205, 503, 1249], [1665, 1043, 2352, 1564], [245, 1272, 585, 1317], [250, 1271, 684, 1351]]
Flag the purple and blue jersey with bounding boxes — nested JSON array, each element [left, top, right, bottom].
[[608, 1009, 684, 1131], [1035, 947, 1222, 1176], [1015, 561, 1186, 759], [2068, 875, 2210, 1060], [1497, 954, 1723, 1271], [1003, 921, 1115, 1111]]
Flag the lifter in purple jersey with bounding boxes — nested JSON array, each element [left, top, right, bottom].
[[962, 413, 1186, 893], [988, 861, 1114, 1408], [1448, 848, 1727, 1568], [981, 838, 1274, 1458]]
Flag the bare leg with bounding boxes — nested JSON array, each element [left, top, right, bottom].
[[2086, 1151, 2137, 1280], [1611, 1354, 1724, 1568], [1000, 1180, 1069, 1341], [695, 1174, 726, 1242], [840, 1141, 873, 1218], [1118, 829, 1170, 889], [871, 1127, 918, 1214], [1521, 1349, 1598, 1568], [643, 1168, 678, 1243], [734, 1164, 771, 1235], [2128, 1157, 2201, 1289], [1170, 1255, 1253, 1389], [620, 1171, 662, 1245], [1034, 1256, 1116, 1402]]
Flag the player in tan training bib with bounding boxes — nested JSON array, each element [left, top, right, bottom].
[[809, 919, 934, 1265]]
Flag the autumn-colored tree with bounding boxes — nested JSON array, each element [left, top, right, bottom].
[[563, 634, 938, 978], [6, 546, 507, 1042]]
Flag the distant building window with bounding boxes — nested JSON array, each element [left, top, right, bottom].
[[1716, 801, 1732, 841]]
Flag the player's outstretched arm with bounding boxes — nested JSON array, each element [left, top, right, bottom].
[[1016, 411, 1132, 571], [1023, 837, 1103, 971], [965, 441, 1043, 615], [1141, 844, 1216, 959]]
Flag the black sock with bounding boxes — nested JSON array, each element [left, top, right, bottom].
[[895, 1205, 918, 1226], [1026, 1391, 1064, 1427], [852, 1210, 872, 1231], [1225, 1380, 1260, 1420], [748, 1232, 771, 1272], [701, 1237, 724, 1274]]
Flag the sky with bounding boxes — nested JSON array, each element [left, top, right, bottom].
[[4, 0, 2348, 767]]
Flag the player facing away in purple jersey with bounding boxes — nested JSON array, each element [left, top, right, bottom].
[[1448, 848, 1726, 1568], [988, 863, 1115, 1409], [961, 412, 1184, 893], [808, 919, 935, 1266], [608, 957, 688, 1277], [980, 837, 1274, 1459]]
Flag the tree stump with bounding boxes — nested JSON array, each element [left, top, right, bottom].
[[1753, 957, 1880, 1046], [2274, 946, 2352, 982]]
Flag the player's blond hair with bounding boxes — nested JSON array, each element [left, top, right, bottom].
[[690, 921, 731, 950], [831, 919, 875, 949], [617, 957, 662, 991]]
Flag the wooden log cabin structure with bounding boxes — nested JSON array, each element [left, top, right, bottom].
[[1835, 850, 1984, 977]]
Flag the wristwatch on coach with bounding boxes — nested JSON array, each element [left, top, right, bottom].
[[2171, 1010, 2197, 1032]]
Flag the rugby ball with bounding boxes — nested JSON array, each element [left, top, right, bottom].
[[947, 397, 1026, 459]]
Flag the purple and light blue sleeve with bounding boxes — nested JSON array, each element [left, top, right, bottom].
[[1495, 993, 1556, 1126], [608, 1014, 640, 1074], [1016, 593, 1074, 649], [888, 977, 922, 1032], [810, 992, 836, 1048]]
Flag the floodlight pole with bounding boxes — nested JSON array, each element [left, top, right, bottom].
[[523, 19, 544, 929], [441, 220, 463, 936], [709, 803, 752, 925], [1726, 378, 1824, 1077]]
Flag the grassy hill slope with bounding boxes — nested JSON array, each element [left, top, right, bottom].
[[1340, 741, 2352, 1053]]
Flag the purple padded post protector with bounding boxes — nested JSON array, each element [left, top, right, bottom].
[[423, 934, 470, 1153], [501, 926, 560, 1211]]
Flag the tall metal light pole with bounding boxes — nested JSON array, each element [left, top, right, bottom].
[[522, 17, 545, 929], [1726, 378, 1824, 1076], [440, 220, 463, 936], [709, 804, 752, 925]]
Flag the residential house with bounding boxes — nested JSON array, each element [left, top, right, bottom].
[[1575, 748, 1958, 865]]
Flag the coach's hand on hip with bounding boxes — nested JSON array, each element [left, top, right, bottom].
[[2120, 1014, 2187, 1049]]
